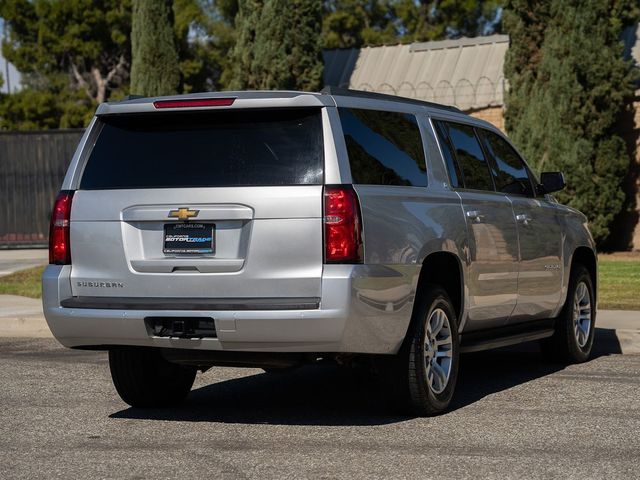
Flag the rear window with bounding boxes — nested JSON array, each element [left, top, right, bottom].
[[80, 108, 323, 189], [338, 108, 427, 187]]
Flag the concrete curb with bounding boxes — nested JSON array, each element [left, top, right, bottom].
[[0, 295, 638, 353]]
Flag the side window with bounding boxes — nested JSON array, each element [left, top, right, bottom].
[[432, 120, 463, 188], [338, 108, 427, 186], [445, 122, 494, 191], [479, 129, 534, 197]]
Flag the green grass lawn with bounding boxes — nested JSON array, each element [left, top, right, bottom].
[[0, 255, 638, 309], [598, 255, 640, 310], [0, 265, 45, 299]]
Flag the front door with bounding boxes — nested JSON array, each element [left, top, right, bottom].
[[508, 196, 563, 320]]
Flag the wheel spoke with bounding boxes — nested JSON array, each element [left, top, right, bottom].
[[430, 311, 444, 336], [435, 349, 452, 358], [572, 281, 591, 348], [432, 362, 447, 391]]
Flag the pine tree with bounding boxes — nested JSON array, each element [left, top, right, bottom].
[[228, 0, 323, 91], [503, 0, 639, 245], [130, 0, 180, 96]]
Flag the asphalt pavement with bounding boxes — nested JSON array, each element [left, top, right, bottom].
[[1, 337, 638, 479]]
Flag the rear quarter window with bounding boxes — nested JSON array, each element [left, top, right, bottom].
[[338, 108, 427, 187], [79, 108, 324, 189]]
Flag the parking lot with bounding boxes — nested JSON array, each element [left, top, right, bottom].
[[1, 336, 639, 479]]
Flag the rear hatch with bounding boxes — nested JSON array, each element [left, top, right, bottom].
[[69, 107, 324, 303]]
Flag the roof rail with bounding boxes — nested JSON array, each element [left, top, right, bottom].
[[320, 86, 461, 113]]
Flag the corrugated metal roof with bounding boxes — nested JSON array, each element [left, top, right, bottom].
[[323, 35, 509, 111]]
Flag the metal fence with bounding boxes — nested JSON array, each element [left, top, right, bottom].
[[347, 77, 506, 111], [0, 129, 84, 248]]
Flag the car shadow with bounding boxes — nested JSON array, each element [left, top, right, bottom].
[[110, 327, 622, 426]]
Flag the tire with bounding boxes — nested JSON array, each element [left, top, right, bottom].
[[540, 264, 595, 363], [391, 286, 460, 416], [109, 347, 197, 408]]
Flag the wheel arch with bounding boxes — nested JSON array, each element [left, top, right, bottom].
[[399, 251, 464, 351], [415, 251, 464, 321], [570, 246, 598, 303]]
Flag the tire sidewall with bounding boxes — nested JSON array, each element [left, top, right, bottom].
[[410, 289, 460, 411], [564, 267, 596, 362]]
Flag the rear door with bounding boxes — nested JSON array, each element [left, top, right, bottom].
[[478, 128, 563, 321], [433, 120, 519, 330], [69, 107, 325, 302]]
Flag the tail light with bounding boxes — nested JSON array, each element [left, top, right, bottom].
[[324, 185, 363, 263], [49, 191, 74, 265]]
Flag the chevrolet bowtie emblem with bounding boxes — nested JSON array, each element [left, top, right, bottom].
[[168, 208, 199, 220]]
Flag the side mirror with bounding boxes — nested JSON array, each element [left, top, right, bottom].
[[539, 172, 566, 194]]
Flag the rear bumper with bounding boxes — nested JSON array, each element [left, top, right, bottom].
[[42, 264, 418, 354]]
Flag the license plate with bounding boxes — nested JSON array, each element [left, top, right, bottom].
[[163, 223, 215, 254]]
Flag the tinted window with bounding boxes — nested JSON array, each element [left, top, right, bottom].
[[339, 108, 427, 186], [80, 108, 323, 189], [480, 130, 534, 196], [446, 123, 494, 191], [433, 120, 463, 188]]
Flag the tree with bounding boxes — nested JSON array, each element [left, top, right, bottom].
[[1, 0, 131, 105], [229, 0, 323, 91], [130, 0, 180, 96], [504, 0, 640, 245], [174, 0, 235, 93], [0, 0, 131, 128], [0, 0, 233, 129], [503, 0, 550, 134], [322, 0, 397, 49], [394, 0, 503, 43], [322, 0, 504, 49]]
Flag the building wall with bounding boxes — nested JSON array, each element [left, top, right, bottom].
[[469, 106, 505, 132]]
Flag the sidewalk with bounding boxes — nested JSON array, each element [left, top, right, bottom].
[[597, 310, 640, 355], [0, 249, 48, 277], [0, 295, 51, 338], [0, 294, 638, 353]]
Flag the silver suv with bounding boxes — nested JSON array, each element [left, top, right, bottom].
[[43, 88, 597, 415]]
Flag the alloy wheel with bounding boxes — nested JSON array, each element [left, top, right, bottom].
[[573, 281, 592, 348], [424, 308, 453, 394]]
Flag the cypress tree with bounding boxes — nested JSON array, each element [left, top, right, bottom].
[[229, 0, 323, 91], [503, 0, 551, 133], [504, 0, 639, 245], [130, 0, 180, 96]]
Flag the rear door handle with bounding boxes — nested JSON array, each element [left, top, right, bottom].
[[466, 210, 484, 222], [516, 213, 532, 225]]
